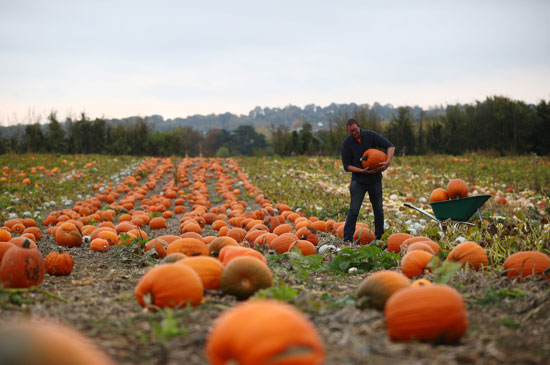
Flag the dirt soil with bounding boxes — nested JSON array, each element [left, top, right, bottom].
[[1, 167, 549, 365]]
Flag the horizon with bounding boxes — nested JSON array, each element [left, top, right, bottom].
[[1, 1, 549, 126]]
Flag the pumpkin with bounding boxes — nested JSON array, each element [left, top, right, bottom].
[[385, 284, 468, 343], [447, 179, 468, 199], [0, 239, 45, 288], [0, 242, 16, 263], [356, 270, 410, 310], [360, 148, 387, 169], [167, 238, 209, 257], [429, 188, 449, 202], [0, 228, 12, 242], [353, 225, 375, 245], [387, 233, 413, 253], [273, 223, 293, 236], [149, 217, 168, 229], [90, 238, 109, 252], [400, 250, 433, 278], [295, 226, 319, 246], [446, 241, 488, 270], [226, 227, 247, 242], [206, 299, 325, 365], [0, 321, 115, 365], [144, 238, 169, 258], [503, 251, 550, 279], [254, 232, 278, 247], [178, 256, 224, 290], [270, 233, 299, 253], [208, 236, 240, 256], [45, 251, 74, 276], [411, 278, 432, 287], [54, 222, 82, 247], [406, 242, 435, 254], [22, 226, 42, 241], [288, 240, 317, 256], [161, 252, 188, 264], [220, 256, 273, 300], [135, 263, 203, 309], [219, 246, 268, 266]]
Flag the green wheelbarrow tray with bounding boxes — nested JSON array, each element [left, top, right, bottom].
[[429, 194, 492, 221], [404, 194, 492, 229]]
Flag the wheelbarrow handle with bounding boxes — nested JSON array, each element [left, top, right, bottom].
[[403, 203, 440, 223]]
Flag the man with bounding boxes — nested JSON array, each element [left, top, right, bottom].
[[340, 118, 395, 243]]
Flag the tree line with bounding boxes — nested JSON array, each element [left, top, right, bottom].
[[1, 96, 548, 156]]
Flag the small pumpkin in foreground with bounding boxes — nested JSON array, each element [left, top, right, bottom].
[[0, 320, 115, 365], [135, 263, 203, 310], [206, 299, 325, 365], [503, 251, 550, 279], [45, 251, 74, 276], [356, 270, 410, 310], [0, 239, 45, 288], [220, 256, 273, 300], [385, 284, 468, 343]]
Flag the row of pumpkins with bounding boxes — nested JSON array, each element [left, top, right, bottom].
[[1, 156, 550, 364]]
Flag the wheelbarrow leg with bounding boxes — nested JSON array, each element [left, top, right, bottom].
[[403, 203, 443, 230]]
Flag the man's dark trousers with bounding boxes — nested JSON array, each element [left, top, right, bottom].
[[343, 179, 384, 241]]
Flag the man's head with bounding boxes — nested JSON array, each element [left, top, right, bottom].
[[346, 118, 361, 140]]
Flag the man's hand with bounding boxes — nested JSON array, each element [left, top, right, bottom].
[[365, 160, 391, 174]]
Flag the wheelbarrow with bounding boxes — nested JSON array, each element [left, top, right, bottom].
[[404, 194, 492, 231]]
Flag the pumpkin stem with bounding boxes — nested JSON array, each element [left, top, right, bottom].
[[22, 239, 31, 249]]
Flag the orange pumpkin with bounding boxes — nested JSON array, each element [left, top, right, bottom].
[[503, 251, 550, 279], [353, 225, 375, 245], [429, 188, 449, 202], [400, 250, 433, 278], [387, 233, 414, 253], [0, 239, 45, 288], [0, 241, 16, 263], [167, 238, 209, 257], [144, 238, 169, 258], [356, 270, 410, 310], [219, 246, 268, 266], [446, 241, 488, 270], [135, 263, 203, 309], [45, 252, 74, 276], [54, 222, 82, 247], [90, 238, 109, 252], [385, 284, 468, 343], [161, 252, 187, 264], [270, 233, 298, 253], [208, 236, 240, 256], [220, 256, 273, 300], [288, 240, 317, 256], [178, 256, 224, 290], [206, 299, 325, 365], [360, 148, 387, 169], [0, 321, 115, 364], [447, 179, 468, 199]]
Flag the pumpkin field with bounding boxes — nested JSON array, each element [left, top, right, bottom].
[[0, 153, 549, 364]]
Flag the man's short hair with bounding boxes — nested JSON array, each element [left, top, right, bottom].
[[346, 118, 359, 127]]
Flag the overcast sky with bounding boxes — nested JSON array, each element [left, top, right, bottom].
[[1, 0, 549, 124]]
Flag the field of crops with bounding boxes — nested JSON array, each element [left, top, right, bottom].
[[0, 153, 549, 364]]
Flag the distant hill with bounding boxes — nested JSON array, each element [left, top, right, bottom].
[[0, 102, 447, 137]]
